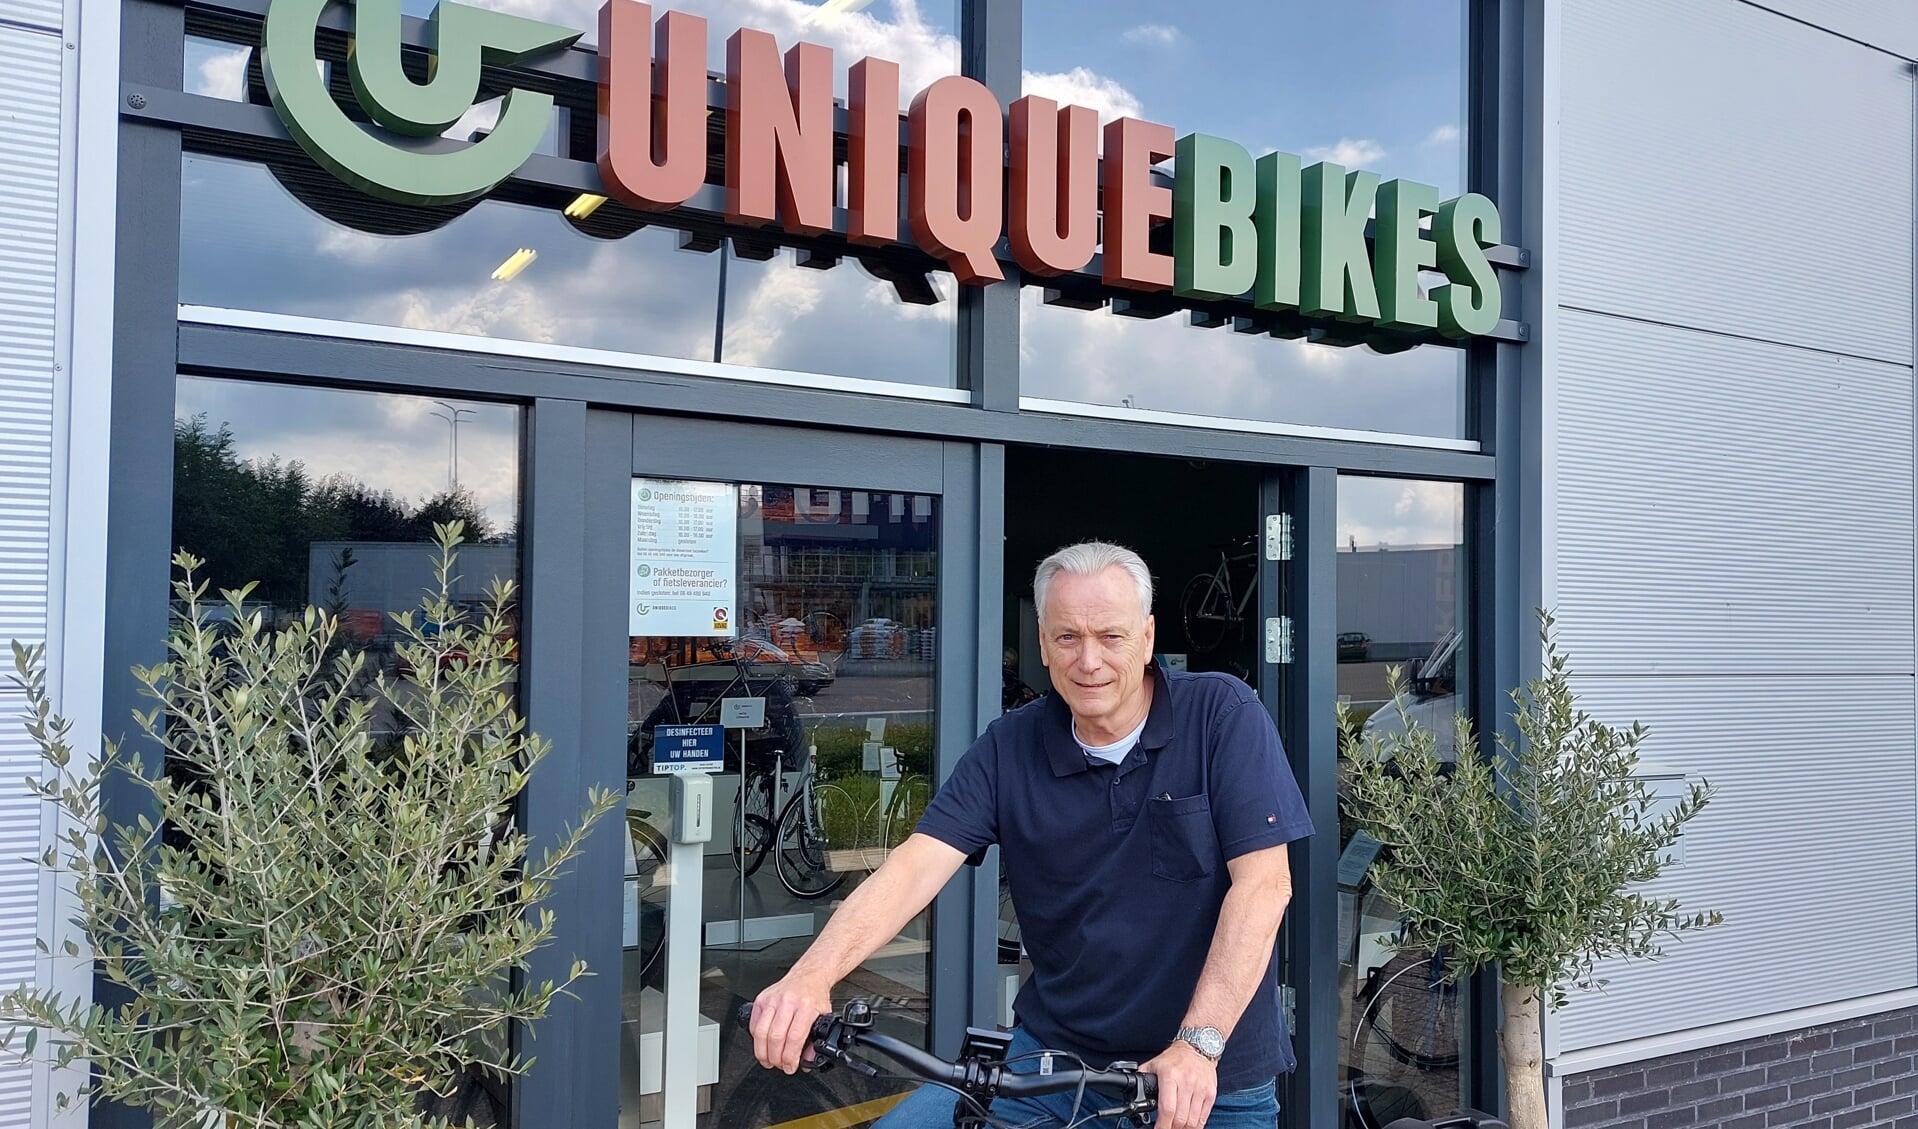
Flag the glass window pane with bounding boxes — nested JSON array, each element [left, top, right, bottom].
[[180, 154, 725, 366], [170, 377, 523, 1122], [184, 35, 250, 102], [178, 0, 966, 389], [173, 377, 520, 632], [1019, 1, 1469, 438], [1335, 476, 1468, 1128], [624, 482, 938, 1128]]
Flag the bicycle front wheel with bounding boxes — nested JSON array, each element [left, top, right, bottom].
[[731, 813, 776, 877], [1358, 950, 1461, 1072], [880, 775, 931, 851], [1180, 573, 1233, 653], [774, 783, 854, 899]]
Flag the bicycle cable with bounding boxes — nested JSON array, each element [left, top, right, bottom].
[[1000, 1049, 1091, 1128]]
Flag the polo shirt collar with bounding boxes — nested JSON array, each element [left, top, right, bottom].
[[1040, 657, 1176, 777]]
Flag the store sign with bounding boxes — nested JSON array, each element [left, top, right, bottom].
[[630, 478, 737, 638], [259, 0, 579, 205], [260, 0, 1504, 336]]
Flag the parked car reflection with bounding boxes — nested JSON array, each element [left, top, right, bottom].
[[1358, 629, 1462, 763], [722, 635, 836, 696]]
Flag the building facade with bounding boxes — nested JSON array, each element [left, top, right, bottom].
[[0, 0, 1911, 1127]]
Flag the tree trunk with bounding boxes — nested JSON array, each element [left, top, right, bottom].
[[1500, 981, 1549, 1129]]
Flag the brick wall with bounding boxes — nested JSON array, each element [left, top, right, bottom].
[[1561, 1006, 1918, 1129]]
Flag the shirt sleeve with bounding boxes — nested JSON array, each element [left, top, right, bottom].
[[1208, 693, 1314, 860], [911, 726, 1000, 865]]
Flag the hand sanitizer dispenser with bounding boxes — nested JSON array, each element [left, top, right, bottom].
[[672, 773, 713, 844]]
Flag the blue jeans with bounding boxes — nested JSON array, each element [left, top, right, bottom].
[[873, 1027, 1280, 1129]]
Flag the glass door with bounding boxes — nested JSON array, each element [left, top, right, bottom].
[[614, 416, 963, 1129], [1330, 475, 1470, 1129]]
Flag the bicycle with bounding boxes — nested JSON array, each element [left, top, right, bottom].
[[877, 756, 931, 855], [624, 802, 669, 987], [740, 999, 1157, 1129], [771, 745, 858, 899], [1345, 944, 1464, 1129], [1179, 536, 1259, 653], [627, 649, 808, 875]]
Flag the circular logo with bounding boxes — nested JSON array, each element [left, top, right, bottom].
[[639, 487, 653, 502], [634, 602, 651, 616], [712, 608, 729, 624], [636, 563, 652, 577]]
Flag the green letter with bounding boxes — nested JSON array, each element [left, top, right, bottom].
[[1174, 133, 1258, 300], [1254, 151, 1300, 311], [1434, 192, 1503, 337], [1301, 162, 1381, 320], [262, 0, 578, 205], [1375, 179, 1440, 330]]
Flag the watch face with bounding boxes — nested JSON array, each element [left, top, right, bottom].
[[1182, 1026, 1225, 1058]]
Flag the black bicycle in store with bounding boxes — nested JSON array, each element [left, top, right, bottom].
[[1179, 535, 1260, 653], [740, 999, 1156, 1129]]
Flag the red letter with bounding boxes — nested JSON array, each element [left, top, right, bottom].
[[908, 75, 1005, 285], [597, 1, 706, 210], [725, 28, 835, 235], [1102, 117, 1175, 290], [848, 57, 901, 245], [1009, 95, 1098, 276]]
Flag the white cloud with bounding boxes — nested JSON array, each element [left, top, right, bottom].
[[1020, 66, 1145, 122], [1304, 138, 1387, 168], [476, 0, 1156, 124], [720, 262, 826, 367], [443, 97, 504, 142], [191, 46, 248, 101], [1339, 478, 1464, 551], [315, 226, 390, 264], [1121, 24, 1181, 47], [392, 282, 565, 345], [1424, 124, 1461, 147]]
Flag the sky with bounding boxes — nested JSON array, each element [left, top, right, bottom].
[[177, 0, 1472, 547]]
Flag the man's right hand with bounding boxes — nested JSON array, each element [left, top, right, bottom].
[[749, 974, 836, 1074]]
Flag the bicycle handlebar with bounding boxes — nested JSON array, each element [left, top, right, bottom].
[[737, 1003, 1157, 1116]]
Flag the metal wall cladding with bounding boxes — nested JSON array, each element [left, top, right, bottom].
[[1759, 0, 1918, 59], [1555, 310, 1914, 677], [1553, 675, 1918, 1053], [0, 24, 60, 1129], [1, 0, 64, 33], [1561, 0, 1915, 365]]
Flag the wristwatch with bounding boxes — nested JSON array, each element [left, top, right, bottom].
[[1174, 1025, 1226, 1061]]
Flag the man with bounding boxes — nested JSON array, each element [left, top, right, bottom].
[[750, 542, 1313, 1129]]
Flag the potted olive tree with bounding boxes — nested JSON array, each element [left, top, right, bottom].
[[1339, 614, 1719, 1129], [0, 524, 616, 1127]]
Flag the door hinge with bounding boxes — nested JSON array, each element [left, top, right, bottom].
[[1264, 616, 1293, 665], [1281, 984, 1297, 1036], [1264, 513, 1293, 561]]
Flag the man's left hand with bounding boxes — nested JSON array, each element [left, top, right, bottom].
[[1140, 1040, 1218, 1129]]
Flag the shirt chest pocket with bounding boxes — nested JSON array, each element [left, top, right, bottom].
[[1149, 793, 1217, 882]]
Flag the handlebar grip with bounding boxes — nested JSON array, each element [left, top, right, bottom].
[[734, 1003, 837, 1040]]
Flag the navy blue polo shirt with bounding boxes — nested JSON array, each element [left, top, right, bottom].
[[914, 659, 1313, 1091]]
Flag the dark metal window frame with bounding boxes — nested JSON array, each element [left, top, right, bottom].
[[98, 0, 1539, 1125]]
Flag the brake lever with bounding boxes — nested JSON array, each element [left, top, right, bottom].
[[1090, 1066, 1154, 1126]]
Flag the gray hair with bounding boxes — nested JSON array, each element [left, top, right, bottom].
[[1033, 542, 1155, 623]]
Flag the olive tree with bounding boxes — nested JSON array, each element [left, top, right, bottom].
[[1339, 614, 1719, 1129], [0, 524, 617, 1127]]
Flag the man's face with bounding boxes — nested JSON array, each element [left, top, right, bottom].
[[1038, 566, 1156, 737]]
